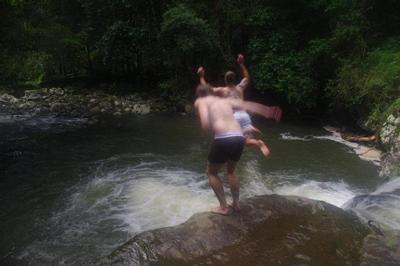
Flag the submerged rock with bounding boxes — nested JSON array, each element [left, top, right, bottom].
[[100, 194, 370, 266]]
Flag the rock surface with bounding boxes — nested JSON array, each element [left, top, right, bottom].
[[0, 87, 157, 124], [380, 114, 400, 177], [361, 230, 400, 266], [100, 194, 370, 266]]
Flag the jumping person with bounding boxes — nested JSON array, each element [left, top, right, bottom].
[[197, 54, 281, 158], [194, 84, 279, 215]]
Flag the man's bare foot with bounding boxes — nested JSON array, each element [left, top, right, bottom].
[[229, 203, 241, 212], [211, 206, 232, 215]]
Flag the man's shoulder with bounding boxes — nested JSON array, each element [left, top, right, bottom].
[[213, 86, 228, 92], [237, 78, 249, 90], [195, 96, 214, 105]]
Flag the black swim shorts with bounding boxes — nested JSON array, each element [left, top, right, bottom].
[[208, 136, 245, 164]]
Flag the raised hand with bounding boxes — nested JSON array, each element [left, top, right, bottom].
[[241, 101, 282, 122], [197, 66, 205, 77], [237, 54, 244, 65]]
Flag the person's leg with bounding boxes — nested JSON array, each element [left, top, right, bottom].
[[226, 160, 241, 211], [207, 162, 231, 215], [245, 138, 270, 158]]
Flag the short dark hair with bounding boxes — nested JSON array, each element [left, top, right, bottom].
[[196, 84, 212, 97], [224, 71, 236, 85]]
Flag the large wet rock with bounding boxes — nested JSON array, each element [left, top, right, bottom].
[[380, 114, 400, 177], [100, 194, 370, 266], [361, 230, 400, 266]]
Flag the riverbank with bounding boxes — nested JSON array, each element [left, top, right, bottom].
[[0, 87, 193, 125], [323, 126, 382, 166]]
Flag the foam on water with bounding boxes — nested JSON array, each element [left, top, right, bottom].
[[281, 128, 381, 165], [240, 160, 273, 197], [19, 155, 216, 264], [281, 130, 359, 149], [280, 132, 313, 141], [372, 177, 400, 195], [343, 177, 400, 230], [275, 180, 357, 207], [17, 152, 388, 263], [236, 159, 359, 208]]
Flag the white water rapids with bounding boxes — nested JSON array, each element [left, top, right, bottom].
[[2, 115, 395, 265], [19, 152, 399, 264]]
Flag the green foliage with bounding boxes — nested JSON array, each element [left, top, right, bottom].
[[329, 39, 400, 129], [160, 3, 217, 77], [159, 4, 218, 92], [97, 21, 147, 69], [0, 52, 49, 87], [161, 5, 215, 55], [385, 98, 400, 117], [159, 79, 186, 108], [251, 50, 317, 108], [1, 0, 400, 124]]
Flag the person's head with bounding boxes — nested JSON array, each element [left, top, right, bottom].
[[196, 84, 212, 98], [224, 71, 236, 86]]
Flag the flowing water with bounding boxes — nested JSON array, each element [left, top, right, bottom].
[[0, 114, 398, 265]]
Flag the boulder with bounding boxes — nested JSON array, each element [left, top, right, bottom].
[[138, 105, 151, 115], [361, 230, 400, 266], [380, 115, 400, 146], [24, 89, 44, 100], [100, 194, 370, 266], [50, 103, 65, 113], [381, 151, 400, 177], [379, 115, 400, 177], [89, 107, 101, 114], [48, 87, 65, 96], [0, 94, 19, 104]]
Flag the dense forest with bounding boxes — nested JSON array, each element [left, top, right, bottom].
[[1, 0, 400, 129]]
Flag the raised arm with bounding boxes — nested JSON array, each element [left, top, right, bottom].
[[242, 101, 282, 122], [237, 54, 250, 91], [197, 66, 208, 86], [230, 99, 282, 122], [197, 66, 224, 96]]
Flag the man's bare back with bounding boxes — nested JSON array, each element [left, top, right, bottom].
[[194, 95, 242, 135]]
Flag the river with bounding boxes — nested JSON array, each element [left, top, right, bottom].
[[0, 114, 398, 265]]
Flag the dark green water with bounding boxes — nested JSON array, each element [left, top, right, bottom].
[[0, 114, 389, 265]]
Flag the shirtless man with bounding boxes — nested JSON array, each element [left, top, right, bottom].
[[194, 84, 277, 215], [197, 54, 281, 158]]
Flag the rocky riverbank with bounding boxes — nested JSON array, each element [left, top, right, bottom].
[[98, 194, 400, 266], [0, 87, 192, 124], [380, 114, 400, 177], [323, 112, 400, 177]]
